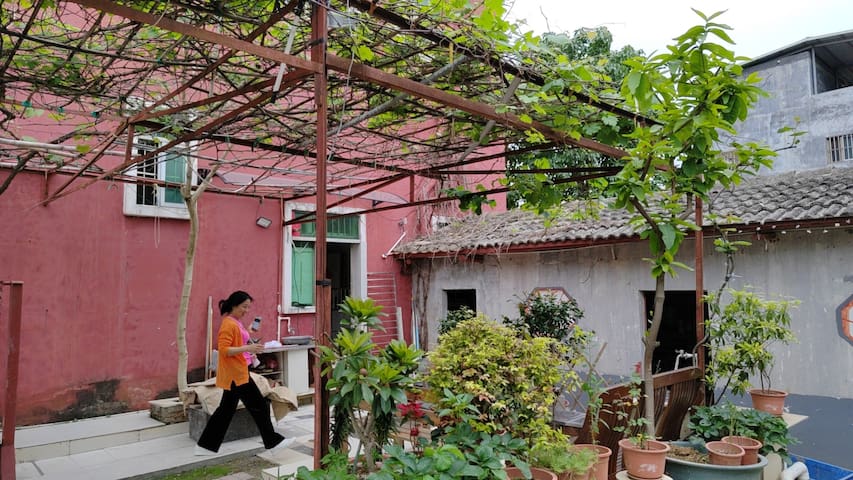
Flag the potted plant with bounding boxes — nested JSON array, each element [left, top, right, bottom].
[[529, 438, 597, 480], [569, 343, 612, 480], [612, 374, 670, 480], [665, 440, 768, 480], [705, 440, 745, 466], [505, 467, 559, 480], [688, 403, 797, 461], [704, 288, 799, 415], [722, 435, 762, 465], [662, 403, 795, 480], [317, 296, 424, 475]]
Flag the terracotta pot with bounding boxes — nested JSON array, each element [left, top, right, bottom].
[[722, 435, 763, 465], [617, 438, 670, 480], [574, 444, 611, 480], [556, 470, 590, 480], [505, 466, 559, 479], [706, 440, 745, 466], [749, 388, 788, 416]]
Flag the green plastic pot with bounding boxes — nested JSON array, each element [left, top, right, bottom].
[[665, 442, 767, 480]]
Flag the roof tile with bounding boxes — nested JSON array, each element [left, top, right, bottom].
[[394, 166, 853, 255]]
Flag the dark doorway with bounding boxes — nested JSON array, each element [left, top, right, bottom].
[[642, 290, 707, 373], [445, 289, 476, 313], [329, 243, 351, 338]]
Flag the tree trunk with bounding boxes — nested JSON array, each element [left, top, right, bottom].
[[176, 195, 198, 397], [176, 165, 218, 397], [643, 274, 666, 438]]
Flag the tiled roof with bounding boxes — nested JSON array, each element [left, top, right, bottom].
[[393, 166, 853, 256]]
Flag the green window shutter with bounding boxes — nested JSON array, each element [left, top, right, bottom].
[[293, 211, 358, 239], [163, 152, 185, 204], [329, 215, 359, 239], [291, 241, 315, 306], [294, 211, 316, 237]]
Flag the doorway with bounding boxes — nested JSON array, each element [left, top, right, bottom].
[[642, 290, 706, 373], [329, 243, 352, 338]]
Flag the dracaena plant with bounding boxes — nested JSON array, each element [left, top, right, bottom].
[[318, 296, 423, 475]]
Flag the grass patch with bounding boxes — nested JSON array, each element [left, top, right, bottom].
[[159, 465, 231, 480]]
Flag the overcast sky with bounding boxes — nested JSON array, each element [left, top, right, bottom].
[[505, 0, 853, 59]]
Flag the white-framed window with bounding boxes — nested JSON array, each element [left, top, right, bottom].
[[282, 203, 367, 314], [827, 133, 853, 164], [122, 136, 196, 219]]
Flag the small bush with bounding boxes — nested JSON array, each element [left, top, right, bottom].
[[439, 306, 476, 335], [424, 315, 572, 445], [504, 291, 584, 341]]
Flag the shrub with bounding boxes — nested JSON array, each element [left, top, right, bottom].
[[504, 291, 585, 341], [439, 306, 477, 335], [424, 315, 572, 445]]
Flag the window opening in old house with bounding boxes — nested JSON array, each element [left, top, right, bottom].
[[445, 289, 476, 314], [812, 42, 853, 93], [642, 290, 707, 373], [827, 133, 853, 163]]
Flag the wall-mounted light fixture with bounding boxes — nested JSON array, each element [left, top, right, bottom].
[[256, 216, 272, 229]]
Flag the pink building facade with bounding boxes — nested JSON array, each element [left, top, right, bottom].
[[0, 153, 505, 425]]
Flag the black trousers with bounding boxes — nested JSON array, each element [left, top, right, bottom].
[[197, 378, 284, 452]]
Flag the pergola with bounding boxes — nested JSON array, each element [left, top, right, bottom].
[[0, 0, 661, 470]]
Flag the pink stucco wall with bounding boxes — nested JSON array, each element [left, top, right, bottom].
[[0, 160, 504, 425], [0, 171, 280, 423]]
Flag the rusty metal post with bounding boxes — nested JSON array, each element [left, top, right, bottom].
[[1, 281, 23, 480], [694, 198, 706, 399], [311, 0, 331, 468]]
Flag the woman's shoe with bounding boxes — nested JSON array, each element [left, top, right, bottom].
[[194, 445, 218, 456], [268, 437, 295, 452]]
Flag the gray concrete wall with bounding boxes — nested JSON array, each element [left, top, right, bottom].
[[734, 52, 853, 173], [413, 228, 853, 400]]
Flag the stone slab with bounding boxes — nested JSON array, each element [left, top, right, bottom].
[[149, 398, 187, 424], [187, 404, 264, 442]]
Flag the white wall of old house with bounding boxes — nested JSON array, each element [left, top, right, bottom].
[[414, 227, 853, 400]]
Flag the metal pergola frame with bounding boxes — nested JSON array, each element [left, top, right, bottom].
[[0, 0, 703, 470]]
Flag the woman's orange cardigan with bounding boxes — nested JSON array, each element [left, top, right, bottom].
[[215, 316, 250, 390]]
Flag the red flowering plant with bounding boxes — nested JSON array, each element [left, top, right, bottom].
[[397, 399, 427, 454]]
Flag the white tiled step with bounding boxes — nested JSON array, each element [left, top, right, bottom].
[[14, 410, 188, 462]]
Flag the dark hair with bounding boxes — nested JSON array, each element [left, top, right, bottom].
[[219, 290, 253, 315]]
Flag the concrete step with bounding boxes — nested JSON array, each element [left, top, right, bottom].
[[14, 410, 188, 462]]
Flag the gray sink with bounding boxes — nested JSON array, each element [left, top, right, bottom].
[[281, 335, 313, 345]]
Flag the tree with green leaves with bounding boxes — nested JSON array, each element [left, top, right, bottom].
[[606, 10, 777, 435], [468, 10, 780, 437], [505, 26, 642, 208]]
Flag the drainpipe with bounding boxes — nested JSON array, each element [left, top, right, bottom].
[[780, 462, 810, 480], [277, 197, 285, 324]]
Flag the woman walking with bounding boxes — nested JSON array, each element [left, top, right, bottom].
[[195, 290, 292, 455]]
